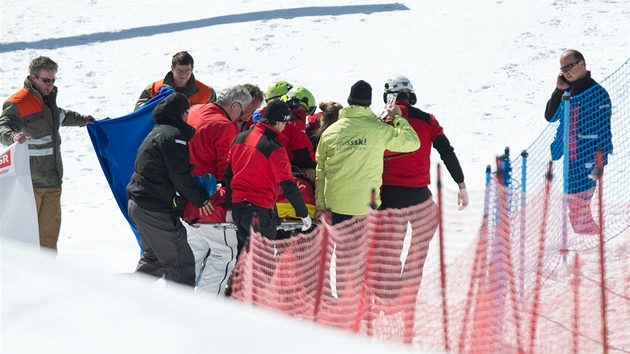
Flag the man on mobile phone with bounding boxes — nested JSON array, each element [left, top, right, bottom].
[[544, 49, 613, 235]]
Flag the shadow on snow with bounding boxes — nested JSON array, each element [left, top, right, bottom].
[[0, 4, 409, 53]]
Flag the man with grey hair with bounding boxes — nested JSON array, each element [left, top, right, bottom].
[[234, 83, 264, 133], [0, 56, 94, 252], [182, 85, 252, 296]]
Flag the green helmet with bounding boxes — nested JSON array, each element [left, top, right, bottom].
[[282, 86, 317, 115], [265, 80, 294, 102]]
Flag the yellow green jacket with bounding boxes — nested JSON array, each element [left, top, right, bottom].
[[315, 105, 420, 215]]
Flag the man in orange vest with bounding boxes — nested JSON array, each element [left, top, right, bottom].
[[0, 56, 94, 252], [134, 51, 216, 110]]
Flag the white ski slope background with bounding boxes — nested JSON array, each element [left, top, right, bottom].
[[1, 1, 628, 353]]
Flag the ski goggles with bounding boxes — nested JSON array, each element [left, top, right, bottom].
[[286, 97, 316, 115]]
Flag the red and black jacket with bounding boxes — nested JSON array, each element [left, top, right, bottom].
[[382, 101, 464, 188], [225, 122, 308, 217], [279, 108, 316, 169]]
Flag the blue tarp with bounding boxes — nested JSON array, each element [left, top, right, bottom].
[[87, 86, 174, 251]]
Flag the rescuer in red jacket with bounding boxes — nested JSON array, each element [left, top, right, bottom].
[[225, 100, 312, 255], [381, 75, 469, 210]]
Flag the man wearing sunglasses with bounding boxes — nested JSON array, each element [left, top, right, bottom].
[[134, 51, 216, 111], [233, 84, 264, 133], [544, 49, 613, 235], [0, 56, 94, 252]]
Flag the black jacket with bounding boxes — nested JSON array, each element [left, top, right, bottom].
[[544, 71, 598, 122], [127, 94, 209, 214]]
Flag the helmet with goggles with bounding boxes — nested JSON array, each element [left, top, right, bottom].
[[282, 86, 317, 115]]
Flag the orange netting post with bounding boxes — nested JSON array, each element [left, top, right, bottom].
[[467, 225, 492, 353], [313, 217, 330, 320], [595, 148, 609, 353], [528, 161, 554, 353], [458, 165, 492, 352], [505, 193, 524, 354], [353, 207, 376, 334], [571, 253, 581, 354], [472, 156, 514, 353], [459, 213, 490, 351], [436, 163, 450, 351]]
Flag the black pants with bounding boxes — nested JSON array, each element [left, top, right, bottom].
[[331, 212, 354, 225], [232, 202, 278, 256], [128, 199, 196, 287], [379, 185, 432, 209]]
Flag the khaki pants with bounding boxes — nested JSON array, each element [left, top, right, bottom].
[[34, 189, 62, 252]]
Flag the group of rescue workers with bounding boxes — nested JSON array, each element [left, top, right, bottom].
[[0, 52, 468, 296], [124, 51, 470, 294], [1, 49, 610, 298]]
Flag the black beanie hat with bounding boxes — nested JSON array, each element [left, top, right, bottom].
[[347, 80, 372, 106], [263, 100, 292, 123], [152, 92, 190, 122]]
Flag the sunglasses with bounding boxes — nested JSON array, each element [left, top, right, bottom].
[[560, 60, 582, 73], [35, 74, 56, 84]]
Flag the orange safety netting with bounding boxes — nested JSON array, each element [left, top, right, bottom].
[[230, 179, 630, 353], [230, 57, 630, 353]]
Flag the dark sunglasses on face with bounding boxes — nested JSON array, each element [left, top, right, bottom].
[[35, 74, 56, 84], [560, 60, 581, 73]]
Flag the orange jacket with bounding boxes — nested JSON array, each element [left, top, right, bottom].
[[134, 72, 215, 110]]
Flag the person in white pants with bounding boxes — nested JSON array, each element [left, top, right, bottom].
[[181, 85, 262, 296], [185, 223, 238, 296]]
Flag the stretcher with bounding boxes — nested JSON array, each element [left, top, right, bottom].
[[198, 221, 306, 231]]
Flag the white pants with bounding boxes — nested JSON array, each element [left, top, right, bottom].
[[185, 223, 238, 297]]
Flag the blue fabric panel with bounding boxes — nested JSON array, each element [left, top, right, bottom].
[[87, 86, 174, 251]]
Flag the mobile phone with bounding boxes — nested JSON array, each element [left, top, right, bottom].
[[378, 93, 398, 121], [385, 93, 398, 109]]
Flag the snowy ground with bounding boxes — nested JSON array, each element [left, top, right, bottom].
[[1, 0, 628, 352]]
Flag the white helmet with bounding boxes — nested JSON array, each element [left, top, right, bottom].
[[384, 75, 415, 93]]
